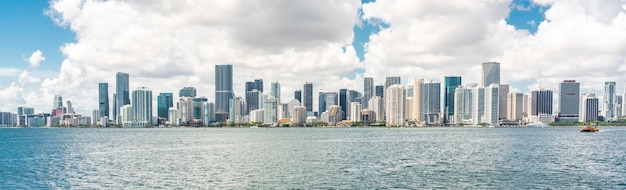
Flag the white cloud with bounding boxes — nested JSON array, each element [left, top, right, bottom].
[[18, 71, 41, 84], [0, 68, 21, 77], [0, 83, 25, 111], [27, 50, 45, 68]]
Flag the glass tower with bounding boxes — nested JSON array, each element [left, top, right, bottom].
[[215, 65, 233, 122], [116, 72, 130, 119], [99, 83, 109, 118], [157, 93, 174, 119]]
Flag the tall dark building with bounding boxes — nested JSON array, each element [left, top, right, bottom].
[[215, 65, 233, 122], [245, 79, 264, 93], [294, 90, 302, 103], [246, 90, 260, 114], [375, 85, 384, 97], [157, 93, 173, 119], [339, 89, 348, 120], [98, 83, 109, 118], [179, 87, 197, 98], [531, 89, 553, 116], [363, 77, 373, 108], [444, 76, 462, 123], [112, 93, 117, 119], [319, 91, 326, 114], [558, 80, 580, 121], [115, 72, 130, 119], [303, 83, 313, 112]]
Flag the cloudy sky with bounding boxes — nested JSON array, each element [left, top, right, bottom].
[[1, 0, 625, 115]]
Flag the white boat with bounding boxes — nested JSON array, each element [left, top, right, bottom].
[[526, 122, 550, 128]]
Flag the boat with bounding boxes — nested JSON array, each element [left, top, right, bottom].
[[580, 123, 599, 132], [526, 122, 550, 128]]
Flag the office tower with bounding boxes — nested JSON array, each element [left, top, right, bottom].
[[454, 85, 474, 124], [472, 86, 485, 125], [616, 95, 623, 117], [204, 102, 215, 124], [444, 76, 462, 123], [293, 106, 307, 124], [99, 83, 109, 118], [580, 93, 599, 122], [375, 85, 384, 97], [178, 97, 194, 124], [168, 108, 179, 125], [271, 82, 280, 103], [67, 100, 73, 114], [603, 82, 616, 121], [412, 79, 424, 122], [303, 83, 313, 112], [112, 93, 117, 120], [246, 90, 260, 114], [193, 97, 208, 122], [363, 77, 374, 108], [245, 79, 264, 93], [324, 92, 339, 111], [385, 77, 401, 90], [485, 84, 499, 125], [157, 93, 173, 119], [318, 91, 326, 114], [421, 81, 441, 124], [385, 85, 406, 126], [558, 80, 580, 121], [339, 89, 348, 120], [369, 96, 384, 122], [215, 65, 233, 122], [482, 62, 500, 87], [294, 90, 302, 103], [531, 89, 553, 123], [116, 72, 130, 120], [53, 94, 63, 109], [131, 87, 153, 127], [351, 102, 362, 122], [179, 87, 197, 98], [17, 106, 23, 116], [229, 97, 244, 123], [263, 96, 278, 124], [0, 112, 17, 127], [498, 84, 509, 120], [507, 93, 524, 121]]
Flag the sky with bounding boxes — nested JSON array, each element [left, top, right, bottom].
[[0, 0, 625, 115]]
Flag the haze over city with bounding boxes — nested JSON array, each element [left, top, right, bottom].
[[1, 0, 626, 116]]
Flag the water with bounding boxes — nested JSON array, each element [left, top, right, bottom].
[[1, 127, 625, 189]]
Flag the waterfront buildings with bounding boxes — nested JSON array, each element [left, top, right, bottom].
[[350, 102, 362, 122], [157, 93, 173, 119], [294, 90, 302, 103], [482, 62, 500, 87], [386, 85, 406, 126], [485, 84, 499, 125], [215, 65, 233, 122], [580, 93, 599, 122], [604, 82, 616, 121], [303, 83, 313, 112], [369, 96, 384, 122], [531, 89, 553, 123], [507, 93, 524, 121], [98, 83, 109, 118], [293, 106, 307, 124], [116, 72, 130, 121], [363, 77, 374, 108], [179, 87, 197, 98], [498, 84, 509, 120], [558, 80, 580, 122], [412, 79, 424, 123], [453, 85, 473, 124], [421, 81, 441, 124], [339, 89, 348, 120], [127, 87, 152, 127], [444, 76, 461, 123], [271, 82, 280, 104]]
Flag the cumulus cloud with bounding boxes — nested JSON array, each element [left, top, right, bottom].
[[18, 71, 41, 84], [27, 50, 45, 68]]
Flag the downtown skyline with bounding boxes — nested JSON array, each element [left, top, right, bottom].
[[1, 0, 626, 116]]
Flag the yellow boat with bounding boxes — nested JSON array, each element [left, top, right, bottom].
[[580, 123, 599, 132]]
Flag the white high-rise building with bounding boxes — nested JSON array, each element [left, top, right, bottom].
[[507, 93, 524, 121], [249, 109, 264, 123], [454, 85, 474, 125], [130, 87, 153, 127], [293, 106, 307, 124], [168, 108, 179, 125], [603, 82, 616, 121], [263, 95, 278, 125], [412, 79, 424, 122], [405, 97, 413, 120], [386, 85, 406, 126], [120, 105, 133, 124], [178, 97, 194, 124], [580, 93, 599, 122], [485, 84, 499, 125], [472, 86, 485, 125], [350, 102, 362, 122], [369, 96, 384, 122]]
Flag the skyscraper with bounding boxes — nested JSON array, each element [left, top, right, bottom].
[[271, 81, 280, 103], [318, 90, 326, 114], [558, 80, 580, 121], [375, 85, 384, 97], [482, 62, 500, 87], [303, 83, 313, 112], [193, 97, 208, 122], [157, 93, 173, 119], [363, 77, 374, 108], [412, 79, 424, 122], [531, 89, 553, 123], [616, 95, 623, 117], [98, 83, 109, 118], [246, 90, 261, 114], [245, 79, 264, 93], [498, 84, 509, 120], [444, 76, 461, 123], [603, 81, 616, 121], [116, 72, 130, 120], [131, 87, 152, 127], [351, 102, 362, 122], [507, 93, 524, 121], [485, 84, 499, 125], [369, 96, 384, 122], [453, 84, 474, 124], [472, 86, 485, 125], [580, 93, 599, 122], [339, 89, 347, 120], [294, 90, 302, 103], [179, 87, 197, 98], [385, 85, 406, 126], [215, 65, 233, 122], [421, 81, 441, 124], [53, 94, 63, 109]]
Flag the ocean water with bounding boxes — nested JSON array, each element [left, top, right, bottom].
[[1, 127, 625, 189]]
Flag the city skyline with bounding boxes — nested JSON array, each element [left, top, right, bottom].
[[1, 1, 626, 115]]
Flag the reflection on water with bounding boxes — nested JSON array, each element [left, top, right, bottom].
[[1, 127, 625, 189]]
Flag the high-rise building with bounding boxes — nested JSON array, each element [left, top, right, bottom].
[[131, 87, 152, 127], [245, 79, 264, 93], [498, 84, 509, 120], [194, 97, 208, 122], [204, 102, 215, 124], [318, 90, 326, 114], [351, 102, 362, 122], [157, 93, 173, 119], [178, 97, 193, 124], [120, 105, 133, 124], [507, 93, 524, 121], [263, 95, 278, 125], [385, 85, 406, 126], [369, 96, 384, 122], [558, 80, 580, 121], [303, 83, 313, 112], [444, 76, 461, 123], [375, 85, 384, 97], [580, 93, 599, 122], [53, 94, 63, 109], [623, 84, 626, 117], [363, 77, 374, 108], [271, 81, 280, 103], [168, 108, 179, 125], [67, 100, 74, 114], [485, 84, 499, 125], [179, 87, 197, 98], [98, 83, 109, 118], [294, 90, 302, 103], [293, 106, 307, 124], [412, 79, 424, 122], [616, 95, 623, 117], [246, 90, 260, 114], [603, 82, 616, 121], [339, 89, 348, 120], [472, 86, 485, 125], [112, 93, 117, 120], [421, 81, 441, 124], [215, 65, 233, 122], [385, 77, 401, 90], [453, 84, 475, 124], [115, 72, 130, 120], [482, 62, 500, 87], [229, 97, 244, 123], [531, 89, 553, 123]]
